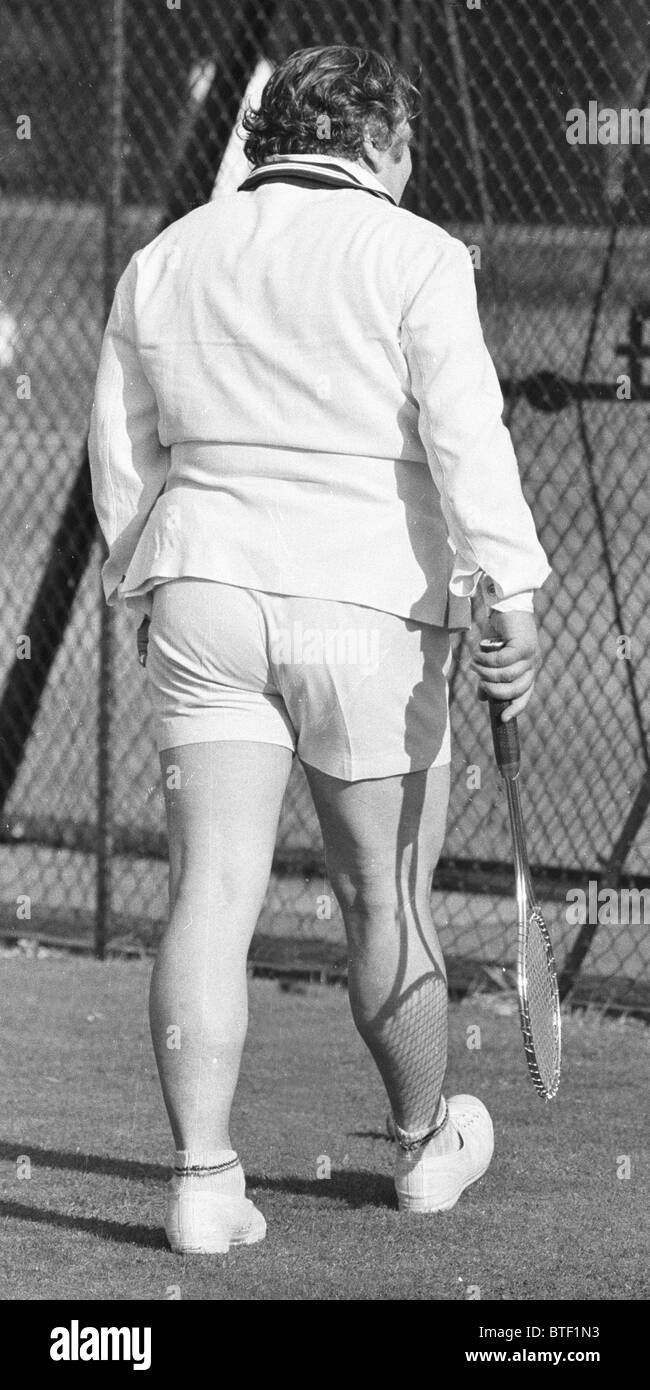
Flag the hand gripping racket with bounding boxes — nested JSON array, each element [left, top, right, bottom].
[[485, 649, 561, 1099]]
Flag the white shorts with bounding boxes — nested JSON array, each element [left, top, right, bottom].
[[146, 579, 451, 781]]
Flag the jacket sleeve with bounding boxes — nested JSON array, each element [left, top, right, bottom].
[[400, 236, 551, 608], [88, 253, 170, 613]]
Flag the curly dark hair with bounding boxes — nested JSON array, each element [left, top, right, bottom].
[[241, 45, 420, 167]]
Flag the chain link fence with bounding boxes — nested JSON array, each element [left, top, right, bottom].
[[1, 0, 649, 1013]]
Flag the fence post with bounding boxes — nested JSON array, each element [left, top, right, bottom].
[[96, 0, 126, 959]]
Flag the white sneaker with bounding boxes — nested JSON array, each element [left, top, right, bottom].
[[165, 1165, 267, 1254], [394, 1094, 494, 1213]]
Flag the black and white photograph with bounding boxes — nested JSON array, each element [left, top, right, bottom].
[[0, 0, 648, 1331]]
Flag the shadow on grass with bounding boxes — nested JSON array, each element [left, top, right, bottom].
[[0, 1139, 168, 1182], [0, 1198, 168, 1249], [0, 1140, 394, 1206], [250, 1170, 395, 1210], [0, 1140, 396, 1246], [352, 1128, 393, 1141]]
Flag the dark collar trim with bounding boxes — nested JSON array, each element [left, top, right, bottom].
[[238, 159, 397, 206]]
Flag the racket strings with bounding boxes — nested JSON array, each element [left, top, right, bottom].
[[523, 908, 561, 1095], [372, 971, 448, 1136]]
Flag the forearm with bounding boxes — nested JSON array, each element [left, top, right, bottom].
[[89, 256, 169, 605], [402, 236, 551, 608]]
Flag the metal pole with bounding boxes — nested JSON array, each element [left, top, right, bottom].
[[393, 0, 423, 216], [443, 0, 493, 229], [96, 0, 125, 959], [379, 0, 398, 58]]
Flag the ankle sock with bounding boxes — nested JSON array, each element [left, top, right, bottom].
[[395, 1097, 461, 1156], [172, 1149, 244, 1196]]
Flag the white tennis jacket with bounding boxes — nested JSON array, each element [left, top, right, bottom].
[[89, 152, 551, 627]]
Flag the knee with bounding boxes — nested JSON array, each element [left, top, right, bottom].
[[167, 852, 268, 923], [328, 855, 434, 928], [330, 867, 402, 933]]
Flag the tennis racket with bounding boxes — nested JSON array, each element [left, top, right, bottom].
[[485, 653, 561, 1100]]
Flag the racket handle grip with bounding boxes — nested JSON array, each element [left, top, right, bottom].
[[489, 699, 521, 777]]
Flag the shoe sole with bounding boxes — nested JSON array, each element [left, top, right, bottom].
[[166, 1219, 267, 1255], [165, 1205, 267, 1254], [168, 1229, 266, 1254], [397, 1162, 490, 1213]]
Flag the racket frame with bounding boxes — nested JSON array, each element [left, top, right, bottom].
[[484, 663, 561, 1100], [503, 771, 562, 1100]]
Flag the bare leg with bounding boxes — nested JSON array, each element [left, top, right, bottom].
[[150, 740, 293, 1152], [303, 762, 452, 1140]]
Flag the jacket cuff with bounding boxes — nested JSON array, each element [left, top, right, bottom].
[[124, 591, 154, 623], [489, 590, 535, 613]]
